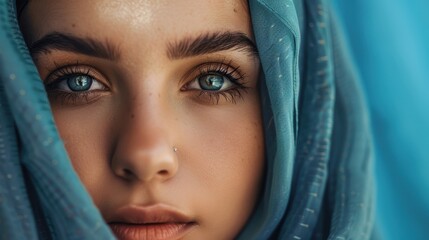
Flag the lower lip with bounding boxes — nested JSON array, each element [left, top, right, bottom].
[[109, 222, 196, 240]]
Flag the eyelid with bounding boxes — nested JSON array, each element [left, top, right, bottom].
[[44, 63, 110, 88]]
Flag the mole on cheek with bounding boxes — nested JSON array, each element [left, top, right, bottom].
[[72, 23, 76, 28]]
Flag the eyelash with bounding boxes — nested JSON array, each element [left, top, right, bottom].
[[43, 60, 248, 105]]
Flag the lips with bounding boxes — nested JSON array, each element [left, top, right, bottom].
[[108, 204, 197, 240]]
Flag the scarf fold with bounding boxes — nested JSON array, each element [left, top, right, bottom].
[[239, 0, 374, 239]]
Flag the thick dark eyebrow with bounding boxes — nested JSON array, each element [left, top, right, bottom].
[[29, 32, 120, 61], [167, 31, 258, 60]]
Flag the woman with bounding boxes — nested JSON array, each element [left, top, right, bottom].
[[0, 0, 375, 239]]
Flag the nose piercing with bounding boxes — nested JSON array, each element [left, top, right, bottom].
[[173, 147, 178, 152]]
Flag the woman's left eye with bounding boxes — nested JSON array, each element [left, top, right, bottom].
[[187, 74, 234, 91]]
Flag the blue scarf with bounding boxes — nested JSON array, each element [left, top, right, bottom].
[[0, 0, 375, 239]]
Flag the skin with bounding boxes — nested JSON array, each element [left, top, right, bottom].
[[20, 0, 264, 239]]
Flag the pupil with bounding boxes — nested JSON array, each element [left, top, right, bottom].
[[76, 76, 87, 86], [200, 75, 224, 91], [67, 75, 92, 91]]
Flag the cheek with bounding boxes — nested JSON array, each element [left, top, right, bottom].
[[50, 101, 114, 196], [187, 108, 263, 182], [180, 90, 264, 238]]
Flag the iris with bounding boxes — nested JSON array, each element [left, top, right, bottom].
[[66, 75, 92, 91], [199, 74, 224, 91]]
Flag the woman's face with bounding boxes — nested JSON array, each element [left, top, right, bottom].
[[20, 0, 264, 239]]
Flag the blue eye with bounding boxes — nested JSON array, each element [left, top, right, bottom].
[[198, 74, 225, 91], [66, 75, 93, 91], [44, 66, 109, 105], [186, 73, 235, 92], [48, 74, 105, 93]]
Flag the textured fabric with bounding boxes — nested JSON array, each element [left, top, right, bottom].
[[0, 0, 375, 239], [0, 0, 115, 239], [238, 1, 375, 239]]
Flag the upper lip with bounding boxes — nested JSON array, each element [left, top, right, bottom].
[[109, 204, 195, 224]]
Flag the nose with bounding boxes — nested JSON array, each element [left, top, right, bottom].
[[112, 140, 178, 183], [111, 99, 178, 183]]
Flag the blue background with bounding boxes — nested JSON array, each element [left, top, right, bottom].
[[332, 1, 429, 239]]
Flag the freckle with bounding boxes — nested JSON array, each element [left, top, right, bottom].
[[233, 8, 237, 13], [131, 114, 135, 119], [72, 23, 76, 28]]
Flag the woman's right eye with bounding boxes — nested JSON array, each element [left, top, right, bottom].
[[51, 74, 106, 92], [44, 65, 110, 105]]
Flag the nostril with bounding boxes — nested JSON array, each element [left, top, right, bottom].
[[158, 169, 169, 176], [123, 168, 134, 177]]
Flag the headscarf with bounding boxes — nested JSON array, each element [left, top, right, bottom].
[[0, 0, 375, 239]]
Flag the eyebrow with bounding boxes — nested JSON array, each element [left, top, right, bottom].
[[29, 32, 120, 61], [28, 31, 258, 62], [167, 31, 259, 60]]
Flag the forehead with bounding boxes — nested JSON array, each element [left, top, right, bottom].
[[21, 0, 251, 44]]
